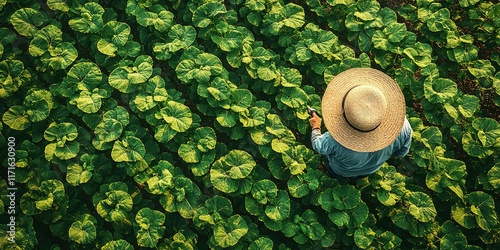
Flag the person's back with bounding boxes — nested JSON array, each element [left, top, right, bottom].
[[311, 117, 412, 177]]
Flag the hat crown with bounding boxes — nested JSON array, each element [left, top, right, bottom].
[[343, 85, 387, 132]]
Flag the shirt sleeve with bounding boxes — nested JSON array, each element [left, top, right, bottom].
[[311, 130, 336, 156], [393, 118, 412, 157]]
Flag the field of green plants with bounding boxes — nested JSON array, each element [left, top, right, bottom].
[[0, 0, 499, 249]]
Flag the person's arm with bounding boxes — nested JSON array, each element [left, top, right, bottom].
[[394, 118, 412, 157], [309, 112, 322, 146]]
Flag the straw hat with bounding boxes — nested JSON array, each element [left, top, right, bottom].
[[321, 68, 406, 152]]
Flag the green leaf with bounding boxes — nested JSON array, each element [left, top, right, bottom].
[[280, 3, 306, 29], [42, 42, 78, 70], [279, 87, 308, 108], [73, 90, 105, 113], [230, 89, 253, 112], [134, 208, 166, 248], [296, 209, 325, 241], [63, 62, 102, 93], [192, 2, 227, 28], [319, 185, 361, 211], [249, 237, 273, 250], [487, 162, 500, 189], [160, 101, 193, 132], [9, 8, 45, 37], [213, 214, 248, 247], [424, 78, 458, 103], [146, 161, 175, 194], [29, 25, 62, 57], [239, 107, 266, 127], [69, 214, 96, 244], [210, 150, 256, 193], [66, 163, 93, 186], [301, 23, 337, 54], [176, 53, 223, 83], [95, 186, 133, 222], [386, 22, 407, 43], [47, 0, 69, 12], [467, 191, 498, 230], [111, 136, 146, 162], [354, 227, 376, 249], [101, 240, 134, 250], [136, 8, 174, 32], [153, 24, 196, 60], [109, 55, 153, 93], [405, 192, 437, 223], [472, 118, 500, 148], [456, 94, 479, 118], [69, 2, 104, 33], [2, 106, 30, 130], [468, 60, 496, 79], [251, 179, 278, 204], [282, 145, 315, 175], [403, 42, 433, 67], [98, 21, 130, 56], [0, 59, 28, 98], [265, 190, 290, 221]]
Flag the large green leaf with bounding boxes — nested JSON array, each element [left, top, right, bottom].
[[282, 145, 315, 175], [69, 2, 104, 33], [66, 162, 93, 186], [0, 59, 29, 98], [95, 187, 133, 222], [210, 150, 256, 194], [424, 77, 458, 103], [160, 101, 193, 132], [9, 8, 45, 37], [487, 162, 500, 189], [472, 118, 500, 148], [97, 21, 130, 56], [101, 240, 134, 250], [20, 179, 66, 217], [153, 24, 196, 60], [146, 161, 175, 194], [192, 2, 227, 28], [251, 179, 278, 204], [261, 3, 305, 35], [63, 62, 102, 93], [29, 25, 62, 57], [403, 42, 433, 67], [467, 191, 498, 230], [109, 55, 153, 93], [213, 214, 248, 247], [69, 214, 97, 244], [42, 42, 78, 70], [301, 23, 337, 55], [319, 185, 361, 211], [405, 191, 437, 223], [354, 227, 376, 249], [134, 208, 166, 248], [265, 190, 290, 222], [176, 52, 223, 83], [111, 136, 146, 162], [279, 86, 308, 108], [2, 106, 30, 131], [136, 7, 174, 32]]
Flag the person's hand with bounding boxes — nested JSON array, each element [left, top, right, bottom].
[[309, 112, 321, 130]]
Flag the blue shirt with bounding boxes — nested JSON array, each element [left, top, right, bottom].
[[311, 118, 412, 177]]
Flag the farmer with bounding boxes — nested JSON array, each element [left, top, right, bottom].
[[309, 68, 412, 181]]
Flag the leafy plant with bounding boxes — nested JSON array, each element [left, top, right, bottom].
[[1, 0, 499, 249]]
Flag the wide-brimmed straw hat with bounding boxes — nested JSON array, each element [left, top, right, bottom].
[[321, 68, 406, 152]]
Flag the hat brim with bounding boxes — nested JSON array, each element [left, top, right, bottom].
[[321, 68, 406, 152]]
